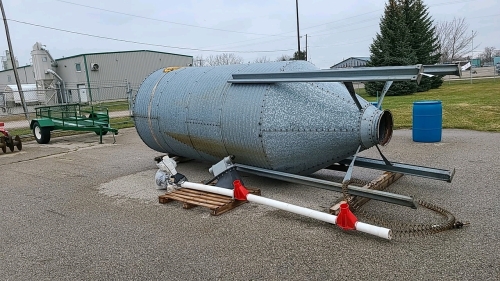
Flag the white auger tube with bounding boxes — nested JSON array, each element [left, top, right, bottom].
[[181, 181, 392, 240]]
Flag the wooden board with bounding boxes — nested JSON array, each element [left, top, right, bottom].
[[330, 172, 403, 214], [159, 187, 261, 216]]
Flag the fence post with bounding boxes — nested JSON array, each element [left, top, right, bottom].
[[126, 80, 133, 116]]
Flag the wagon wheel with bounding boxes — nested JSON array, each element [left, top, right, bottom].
[[14, 135, 22, 151], [7, 135, 15, 152], [32, 121, 51, 144], [0, 136, 6, 153]]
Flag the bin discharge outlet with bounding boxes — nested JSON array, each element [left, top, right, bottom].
[[133, 61, 393, 175]]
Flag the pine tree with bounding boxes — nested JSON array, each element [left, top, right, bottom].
[[366, 0, 417, 96], [366, 0, 441, 96], [292, 50, 307, 60], [402, 0, 442, 91]]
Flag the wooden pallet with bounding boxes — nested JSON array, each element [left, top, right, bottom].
[[330, 171, 403, 214], [159, 187, 261, 216]]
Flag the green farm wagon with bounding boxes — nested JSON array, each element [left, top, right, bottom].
[[30, 103, 118, 144]]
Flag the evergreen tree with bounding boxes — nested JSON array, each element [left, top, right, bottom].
[[402, 0, 442, 91], [292, 50, 307, 60], [366, 0, 441, 96], [366, 0, 417, 96]]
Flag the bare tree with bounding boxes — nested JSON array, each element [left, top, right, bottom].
[[254, 56, 271, 63], [205, 53, 244, 66], [479, 47, 498, 64], [275, 54, 291, 61], [435, 17, 477, 63], [192, 55, 206, 66]]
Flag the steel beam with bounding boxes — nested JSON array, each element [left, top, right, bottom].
[[343, 82, 363, 111], [234, 164, 417, 209], [228, 65, 423, 84], [423, 64, 462, 77], [337, 156, 454, 182], [377, 81, 393, 109]]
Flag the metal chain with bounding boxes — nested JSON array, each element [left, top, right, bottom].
[[341, 179, 466, 239]]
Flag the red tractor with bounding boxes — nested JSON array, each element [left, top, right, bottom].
[[0, 122, 22, 153]]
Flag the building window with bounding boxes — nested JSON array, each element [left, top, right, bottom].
[[7, 75, 11, 82], [75, 63, 81, 72], [42, 57, 47, 62]]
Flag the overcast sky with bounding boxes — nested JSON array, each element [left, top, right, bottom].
[[2, 0, 499, 69]]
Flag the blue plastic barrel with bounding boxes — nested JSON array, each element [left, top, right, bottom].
[[371, 102, 382, 109], [412, 100, 442, 142]]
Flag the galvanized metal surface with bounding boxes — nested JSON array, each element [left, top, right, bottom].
[[133, 61, 392, 175], [0, 65, 36, 89], [229, 64, 423, 83], [338, 156, 455, 182], [423, 64, 462, 77], [56, 52, 189, 89], [234, 163, 417, 208]]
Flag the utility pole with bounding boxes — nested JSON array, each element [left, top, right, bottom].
[[305, 34, 308, 61], [494, 49, 499, 81], [0, 0, 29, 119], [470, 30, 473, 84], [295, 0, 301, 60], [195, 58, 204, 66]]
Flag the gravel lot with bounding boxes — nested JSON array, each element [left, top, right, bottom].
[[1, 127, 498, 280]]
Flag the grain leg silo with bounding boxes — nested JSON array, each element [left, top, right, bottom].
[[133, 61, 393, 175]]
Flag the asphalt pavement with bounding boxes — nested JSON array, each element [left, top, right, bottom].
[[0, 127, 498, 280]]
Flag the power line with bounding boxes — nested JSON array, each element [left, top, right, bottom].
[[306, 19, 380, 37], [470, 13, 500, 19], [209, 36, 293, 50], [202, 32, 293, 49], [204, 17, 379, 50], [300, 0, 476, 34], [52, 0, 381, 51], [54, 0, 379, 40], [201, 0, 478, 50], [203, 13, 380, 49], [215, 21, 377, 50], [54, 0, 293, 38], [7, 18, 295, 53], [300, 10, 381, 32], [54, 0, 477, 37], [308, 38, 373, 49], [305, 1, 480, 59], [14, 0, 485, 57], [430, 0, 476, 7]]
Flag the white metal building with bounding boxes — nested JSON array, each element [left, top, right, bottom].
[[3, 84, 40, 106], [0, 44, 192, 109], [330, 57, 370, 69]]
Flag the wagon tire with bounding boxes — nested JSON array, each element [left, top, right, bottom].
[[0, 136, 6, 153], [33, 122, 51, 144], [7, 135, 14, 152], [14, 135, 22, 151]]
